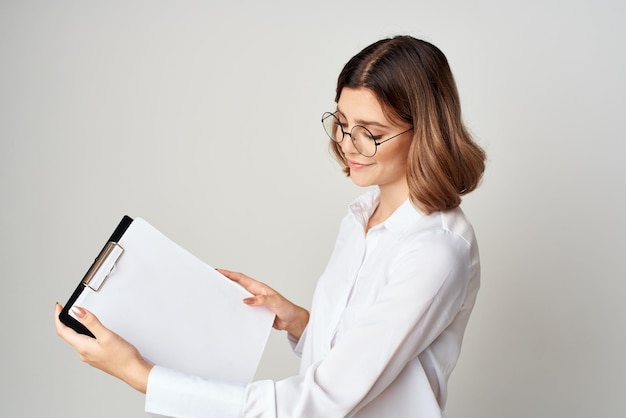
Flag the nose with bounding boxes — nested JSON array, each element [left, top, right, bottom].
[[339, 132, 358, 155]]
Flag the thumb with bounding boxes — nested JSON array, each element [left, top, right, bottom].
[[243, 295, 265, 306], [71, 306, 108, 339], [244, 294, 284, 314]]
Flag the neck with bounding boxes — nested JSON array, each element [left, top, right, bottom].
[[367, 181, 409, 230]]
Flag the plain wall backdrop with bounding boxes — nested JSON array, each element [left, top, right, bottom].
[[1, 0, 624, 417]]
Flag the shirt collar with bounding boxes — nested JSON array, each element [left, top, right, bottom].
[[384, 198, 425, 238], [348, 188, 426, 239]]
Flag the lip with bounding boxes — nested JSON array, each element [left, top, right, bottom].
[[346, 159, 373, 169]]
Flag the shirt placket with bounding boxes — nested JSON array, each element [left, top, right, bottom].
[[329, 227, 381, 347]]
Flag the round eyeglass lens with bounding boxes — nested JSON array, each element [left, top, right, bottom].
[[321, 112, 378, 157], [322, 113, 341, 142], [350, 126, 377, 157]]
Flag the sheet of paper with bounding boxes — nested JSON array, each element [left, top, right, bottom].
[[71, 217, 274, 383]]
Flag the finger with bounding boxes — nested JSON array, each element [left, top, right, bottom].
[[54, 303, 94, 348], [54, 302, 70, 336], [54, 302, 72, 334], [243, 295, 263, 306], [217, 269, 249, 284], [219, 269, 267, 292], [69, 306, 109, 340], [244, 294, 282, 311]]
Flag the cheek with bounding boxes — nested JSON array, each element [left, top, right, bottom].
[[378, 142, 411, 169], [378, 144, 411, 181]]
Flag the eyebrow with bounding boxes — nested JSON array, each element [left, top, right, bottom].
[[335, 108, 391, 130]]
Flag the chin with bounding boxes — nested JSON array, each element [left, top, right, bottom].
[[349, 175, 374, 188]]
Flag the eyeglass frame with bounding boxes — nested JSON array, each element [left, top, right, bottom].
[[321, 111, 413, 157]]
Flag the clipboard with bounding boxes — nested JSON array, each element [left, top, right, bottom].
[[59, 216, 275, 383]]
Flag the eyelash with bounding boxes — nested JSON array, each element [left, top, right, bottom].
[[337, 120, 383, 140]]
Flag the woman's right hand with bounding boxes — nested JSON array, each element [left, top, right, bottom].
[[218, 269, 310, 340]]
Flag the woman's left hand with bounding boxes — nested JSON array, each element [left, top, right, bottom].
[[54, 303, 153, 393], [218, 269, 310, 340]]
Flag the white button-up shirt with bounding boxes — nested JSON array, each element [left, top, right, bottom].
[[146, 188, 480, 417]]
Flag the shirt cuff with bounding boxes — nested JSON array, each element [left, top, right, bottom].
[[289, 326, 308, 357], [145, 366, 246, 418]]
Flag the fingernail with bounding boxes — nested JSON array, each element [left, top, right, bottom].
[[243, 297, 255, 305], [71, 306, 86, 318]]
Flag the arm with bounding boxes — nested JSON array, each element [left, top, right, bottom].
[[146, 234, 476, 417], [57, 233, 473, 418], [263, 235, 474, 416], [54, 270, 309, 399]]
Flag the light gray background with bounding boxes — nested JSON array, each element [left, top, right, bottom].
[[1, 1, 624, 417]]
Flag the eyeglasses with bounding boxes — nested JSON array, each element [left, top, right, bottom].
[[321, 112, 413, 157]]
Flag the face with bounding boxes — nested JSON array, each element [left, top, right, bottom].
[[335, 87, 413, 193]]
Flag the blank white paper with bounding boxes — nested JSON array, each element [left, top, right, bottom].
[[71, 217, 275, 383]]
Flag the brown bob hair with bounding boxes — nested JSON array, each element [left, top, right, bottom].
[[331, 35, 486, 214]]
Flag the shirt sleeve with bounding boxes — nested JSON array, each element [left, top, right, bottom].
[[289, 327, 307, 357], [146, 231, 473, 417], [145, 366, 247, 417]]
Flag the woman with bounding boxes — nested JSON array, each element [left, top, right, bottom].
[[56, 35, 486, 417]]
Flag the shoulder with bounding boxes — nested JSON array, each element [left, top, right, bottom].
[[389, 202, 476, 247], [391, 207, 478, 278], [411, 207, 477, 250]]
